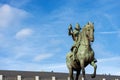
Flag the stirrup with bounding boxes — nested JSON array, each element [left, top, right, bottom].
[[94, 59, 97, 63]]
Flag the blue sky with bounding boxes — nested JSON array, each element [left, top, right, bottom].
[[0, 0, 120, 75]]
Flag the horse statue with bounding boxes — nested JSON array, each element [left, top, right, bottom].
[[66, 22, 97, 80]]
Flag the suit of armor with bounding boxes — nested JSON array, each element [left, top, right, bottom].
[[68, 23, 81, 61]]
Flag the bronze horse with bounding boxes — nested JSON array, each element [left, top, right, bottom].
[[66, 22, 97, 80]]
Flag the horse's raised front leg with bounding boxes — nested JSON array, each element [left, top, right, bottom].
[[90, 61, 97, 78], [69, 68, 74, 80], [75, 70, 80, 80]]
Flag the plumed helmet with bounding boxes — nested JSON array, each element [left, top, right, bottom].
[[88, 21, 91, 25], [75, 23, 81, 30], [87, 21, 94, 25]]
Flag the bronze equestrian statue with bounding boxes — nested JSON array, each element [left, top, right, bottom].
[[66, 22, 97, 80]]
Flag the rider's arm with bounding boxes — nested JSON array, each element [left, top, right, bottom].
[[68, 29, 73, 35]]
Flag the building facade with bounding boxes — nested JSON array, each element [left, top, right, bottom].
[[0, 70, 120, 80]]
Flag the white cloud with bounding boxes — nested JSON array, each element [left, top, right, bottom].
[[0, 58, 67, 72], [97, 57, 120, 75], [97, 31, 120, 34], [91, 41, 120, 75], [0, 4, 28, 28], [13, 45, 34, 59], [34, 53, 54, 62], [84, 56, 120, 75], [98, 57, 120, 63], [47, 63, 67, 72], [9, 0, 31, 8], [96, 30, 120, 38], [15, 28, 33, 40]]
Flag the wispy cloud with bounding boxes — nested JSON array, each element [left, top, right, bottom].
[[34, 53, 54, 62], [0, 4, 29, 28], [97, 56, 120, 75], [12, 45, 35, 59], [47, 63, 67, 72], [97, 31, 120, 34], [0, 58, 67, 72], [15, 28, 33, 40], [8, 0, 31, 8], [96, 31, 120, 38], [85, 56, 120, 75], [92, 42, 120, 75], [98, 56, 120, 63]]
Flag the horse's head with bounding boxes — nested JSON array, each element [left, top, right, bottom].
[[84, 22, 94, 42]]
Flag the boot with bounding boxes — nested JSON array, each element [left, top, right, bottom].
[[94, 58, 97, 63], [73, 47, 77, 61]]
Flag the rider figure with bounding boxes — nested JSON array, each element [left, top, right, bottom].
[[68, 23, 81, 61]]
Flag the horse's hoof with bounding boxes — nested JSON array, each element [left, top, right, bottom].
[[91, 74, 95, 78]]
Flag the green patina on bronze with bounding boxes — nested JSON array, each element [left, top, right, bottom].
[[66, 22, 97, 80]]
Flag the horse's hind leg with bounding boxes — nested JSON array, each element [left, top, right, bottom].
[[90, 61, 97, 78], [69, 68, 74, 80], [75, 70, 80, 80]]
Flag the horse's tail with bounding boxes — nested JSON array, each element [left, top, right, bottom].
[[66, 52, 72, 68]]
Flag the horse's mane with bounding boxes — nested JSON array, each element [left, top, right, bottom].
[[80, 25, 87, 44], [81, 25, 87, 37], [81, 22, 94, 32], [80, 22, 94, 44]]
